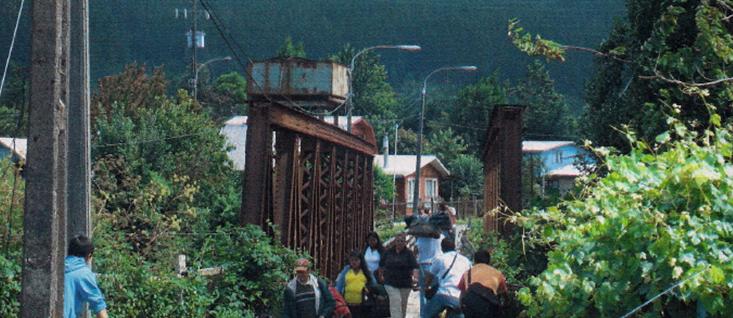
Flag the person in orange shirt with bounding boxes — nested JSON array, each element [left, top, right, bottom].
[[457, 250, 507, 318]]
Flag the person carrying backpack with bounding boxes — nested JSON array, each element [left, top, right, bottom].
[[458, 250, 507, 318], [422, 238, 471, 318]]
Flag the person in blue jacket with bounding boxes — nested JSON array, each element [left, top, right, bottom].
[[64, 235, 108, 318]]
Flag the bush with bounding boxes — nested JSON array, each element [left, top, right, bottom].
[[0, 253, 20, 317], [516, 121, 733, 317], [94, 227, 215, 318], [198, 224, 302, 316]]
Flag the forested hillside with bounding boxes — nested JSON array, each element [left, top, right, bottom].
[[0, 0, 624, 104]]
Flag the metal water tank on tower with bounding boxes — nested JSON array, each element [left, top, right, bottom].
[[247, 57, 348, 110]]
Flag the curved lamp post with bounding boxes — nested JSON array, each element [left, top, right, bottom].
[[346, 45, 421, 132], [193, 56, 232, 102], [411, 66, 477, 213]]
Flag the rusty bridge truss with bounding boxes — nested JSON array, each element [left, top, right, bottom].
[[482, 105, 523, 235], [241, 102, 377, 279]]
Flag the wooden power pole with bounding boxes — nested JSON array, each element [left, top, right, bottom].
[[21, 0, 70, 316]]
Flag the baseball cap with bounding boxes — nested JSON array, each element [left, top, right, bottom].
[[294, 258, 310, 273]]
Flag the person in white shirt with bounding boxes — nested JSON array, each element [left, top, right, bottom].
[[422, 238, 471, 318], [363, 231, 384, 283]]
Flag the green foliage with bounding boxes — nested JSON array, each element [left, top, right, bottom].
[[0, 253, 20, 317], [515, 121, 733, 317], [331, 44, 400, 140], [373, 165, 395, 204], [0, 159, 23, 317], [276, 36, 307, 58], [198, 71, 248, 122], [375, 223, 406, 242], [508, 18, 567, 62], [0, 159, 23, 253], [92, 67, 239, 255], [94, 226, 216, 318], [511, 1, 733, 150], [446, 154, 483, 199], [513, 61, 576, 139], [447, 75, 508, 154], [199, 224, 302, 315], [0, 106, 19, 136]]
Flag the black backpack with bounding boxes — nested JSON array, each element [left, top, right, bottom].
[[460, 271, 502, 318], [430, 212, 452, 231]]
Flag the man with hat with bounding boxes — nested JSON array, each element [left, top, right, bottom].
[[283, 258, 335, 318]]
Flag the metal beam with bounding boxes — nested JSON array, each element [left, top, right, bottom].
[[266, 102, 377, 155], [241, 104, 273, 225]]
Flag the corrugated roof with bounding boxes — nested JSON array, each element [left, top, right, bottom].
[[522, 140, 574, 153], [224, 116, 248, 126], [373, 154, 450, 177], [0, 137, 27, 160]]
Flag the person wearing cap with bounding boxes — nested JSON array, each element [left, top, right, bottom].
[[283, 258, 335, 318]]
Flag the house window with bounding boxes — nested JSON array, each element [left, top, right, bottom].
[[555, 151, 563, 163], [425, 178, 438, 199], [407, 178, 415, 207]]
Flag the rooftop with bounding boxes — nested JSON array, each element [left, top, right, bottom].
[[0, 137, 27, 160], [373, 154, 449, 177], [522, 140, 575, 153]]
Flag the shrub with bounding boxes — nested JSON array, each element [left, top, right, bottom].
[[516, 121, 733, 317], [198, 224, 302, 316], [0, 253, 20, 317]]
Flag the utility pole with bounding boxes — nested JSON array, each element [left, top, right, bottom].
[[22, 0, 70, 316], [392, 123, 398, 222], [191, 0, 197, 95], [68, 0, 91, 241]]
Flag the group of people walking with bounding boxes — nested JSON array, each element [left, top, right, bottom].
[[283, 203, 507, 318]]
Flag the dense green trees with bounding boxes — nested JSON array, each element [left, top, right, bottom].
[[89, 65, 298, 316], [513, 61, 576, 139], [331, 44, 401, 140]]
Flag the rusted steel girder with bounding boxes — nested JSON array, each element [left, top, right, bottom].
[[242, 101, 376, 279], [482, 106, 523, 235]]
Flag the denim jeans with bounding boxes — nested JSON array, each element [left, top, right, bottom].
[[422, 293, 464, 318], [418, 263, 431, 317]]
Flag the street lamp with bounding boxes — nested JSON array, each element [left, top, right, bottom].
[[193, 56, 232, 102], [346, 45, 421, 132], [411, 66, 477, 213]]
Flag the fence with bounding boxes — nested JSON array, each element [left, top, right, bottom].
[[379, 198, 485, 222]]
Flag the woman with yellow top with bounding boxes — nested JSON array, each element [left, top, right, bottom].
[[335, 251, 374, 318]]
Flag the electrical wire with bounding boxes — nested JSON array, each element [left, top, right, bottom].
[[198, 0, 333, 118], [0, 0, 25, 100], [92, 132, 210, 149]]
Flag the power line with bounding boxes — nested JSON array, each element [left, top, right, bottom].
[[92, 131, 210, 149], [0, 0, 25, 100], [198, 0, 328, 118]]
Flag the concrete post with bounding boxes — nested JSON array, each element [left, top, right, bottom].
[[21, 0, 70, 316], [68, 0, 91, 240]]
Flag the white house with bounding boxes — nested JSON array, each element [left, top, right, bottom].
[[0, 137, 27, 162]]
